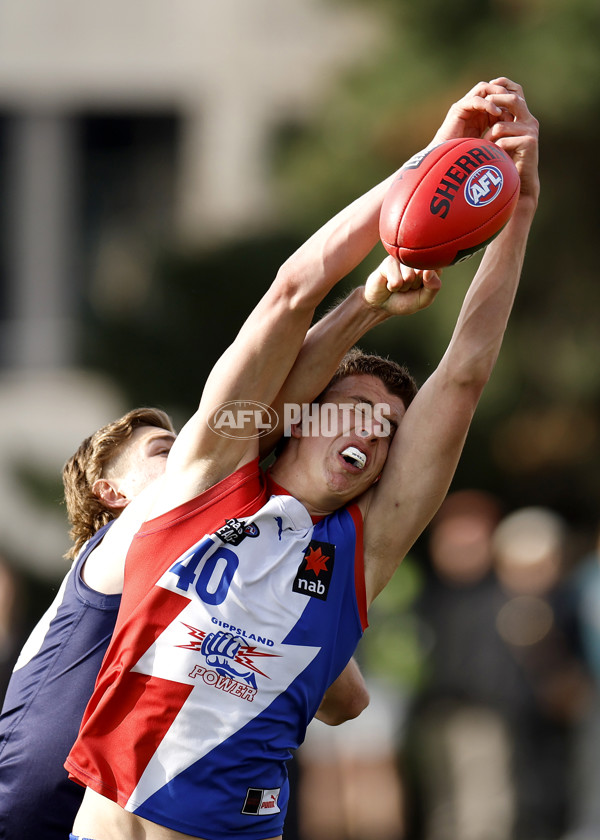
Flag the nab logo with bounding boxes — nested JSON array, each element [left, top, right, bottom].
[[292, 540, 335, 601], [465, 165, 504, 207]]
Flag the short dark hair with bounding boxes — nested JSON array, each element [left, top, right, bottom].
[[322, 347, 418, 409]]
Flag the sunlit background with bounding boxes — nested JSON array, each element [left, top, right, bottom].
[[1, 1, 599, 838]]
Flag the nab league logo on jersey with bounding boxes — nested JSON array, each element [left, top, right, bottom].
[[293, 540, 335, 601], [216, 517, 260, 546]]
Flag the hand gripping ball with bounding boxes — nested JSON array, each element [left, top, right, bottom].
[[379, 137, 520, 270]]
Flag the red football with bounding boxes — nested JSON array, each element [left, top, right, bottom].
[[379, 137, 520, 270]]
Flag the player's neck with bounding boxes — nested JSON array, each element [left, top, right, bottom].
[[269, 460, 347, 519]]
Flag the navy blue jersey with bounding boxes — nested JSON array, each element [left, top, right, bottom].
[[0, 523, 119, 840]]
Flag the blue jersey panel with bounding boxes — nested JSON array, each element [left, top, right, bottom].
[[284, 507, 365, 692]]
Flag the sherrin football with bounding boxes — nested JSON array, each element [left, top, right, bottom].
[[379, 137, 520, 270]]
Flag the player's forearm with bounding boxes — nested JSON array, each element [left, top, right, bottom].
[[260, 287, 390, 455], [442, 200, 536, 387], [276, 175, 396, 309], [279, 287, 389, 399]]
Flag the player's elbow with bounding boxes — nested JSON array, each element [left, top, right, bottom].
[[453, 367, 490, 396], [273, 260, 325, 312], [318, 682, 370, 727], [447, 346, 499, 394], [341, 683, 370, 723]]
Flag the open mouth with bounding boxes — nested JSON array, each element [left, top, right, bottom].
[[341, 446, 367, 470]]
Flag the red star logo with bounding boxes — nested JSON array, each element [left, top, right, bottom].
[[304, 546, 330, 576]]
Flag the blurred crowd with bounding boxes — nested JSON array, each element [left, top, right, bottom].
[[2, 492, 600, 840], [293, 492, 600, 840]]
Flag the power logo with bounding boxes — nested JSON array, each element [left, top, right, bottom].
[[465, 165, 504, 207]]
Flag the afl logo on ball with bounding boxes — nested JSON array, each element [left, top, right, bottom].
[[465, 165, 504, 207]]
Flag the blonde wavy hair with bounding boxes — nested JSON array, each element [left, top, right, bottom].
[[62, 407, 175, 560]]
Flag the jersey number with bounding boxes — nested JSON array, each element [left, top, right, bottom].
[[169, 537, 238, 605]]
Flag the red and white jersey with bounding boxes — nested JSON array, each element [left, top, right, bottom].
[[66, 459, 368, 839]]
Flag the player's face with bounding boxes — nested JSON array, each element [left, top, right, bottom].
[[293, 374, 406, 505], [110, 425, 176, 500]]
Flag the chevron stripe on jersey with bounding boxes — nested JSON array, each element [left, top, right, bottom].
[[126, 495, 322, 810]]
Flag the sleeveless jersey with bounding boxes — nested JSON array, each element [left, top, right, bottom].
[[0, 522, 119, 840], [66, 460, 368, 840]]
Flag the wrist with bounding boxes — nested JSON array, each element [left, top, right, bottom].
[[354, 285, 393, 326], [502, 194, 538, 235], [513, 193, 539, 217]]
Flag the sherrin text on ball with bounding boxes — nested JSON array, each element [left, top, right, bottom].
[[379, 137, 520, 270]]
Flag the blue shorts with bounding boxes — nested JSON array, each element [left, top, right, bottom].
[[69, 835, 98, 840]]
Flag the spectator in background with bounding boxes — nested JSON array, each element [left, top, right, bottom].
[[405, 501, 588, 840], [297, 672, 405, 840], [492, 507, 588, 840], [404, 490, 513, 840], [562, 524, 600, 840]]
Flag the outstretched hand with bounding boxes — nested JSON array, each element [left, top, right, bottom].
[[364, 256, 442, 316], [431, 79, 514, 145], [429, 77, 539, 205], [482, 77, 540, 205]]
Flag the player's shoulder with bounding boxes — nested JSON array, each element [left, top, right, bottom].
[[81, 532, 126, 594], [81, 489, 158, 594]]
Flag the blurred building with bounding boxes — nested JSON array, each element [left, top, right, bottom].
[[0, 0, 379, 579]]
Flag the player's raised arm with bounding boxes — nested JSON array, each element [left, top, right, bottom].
[[159, 181, 440, 510], [260, 263, 442, 455], [361, 79, 540, 604], [155, 77, 524, 514]]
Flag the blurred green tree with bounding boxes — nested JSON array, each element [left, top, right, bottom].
[[272, 0, 600, 530]]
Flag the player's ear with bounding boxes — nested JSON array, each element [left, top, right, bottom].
[[290, 423, 303, 440], [92, 478, 129, 510]]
